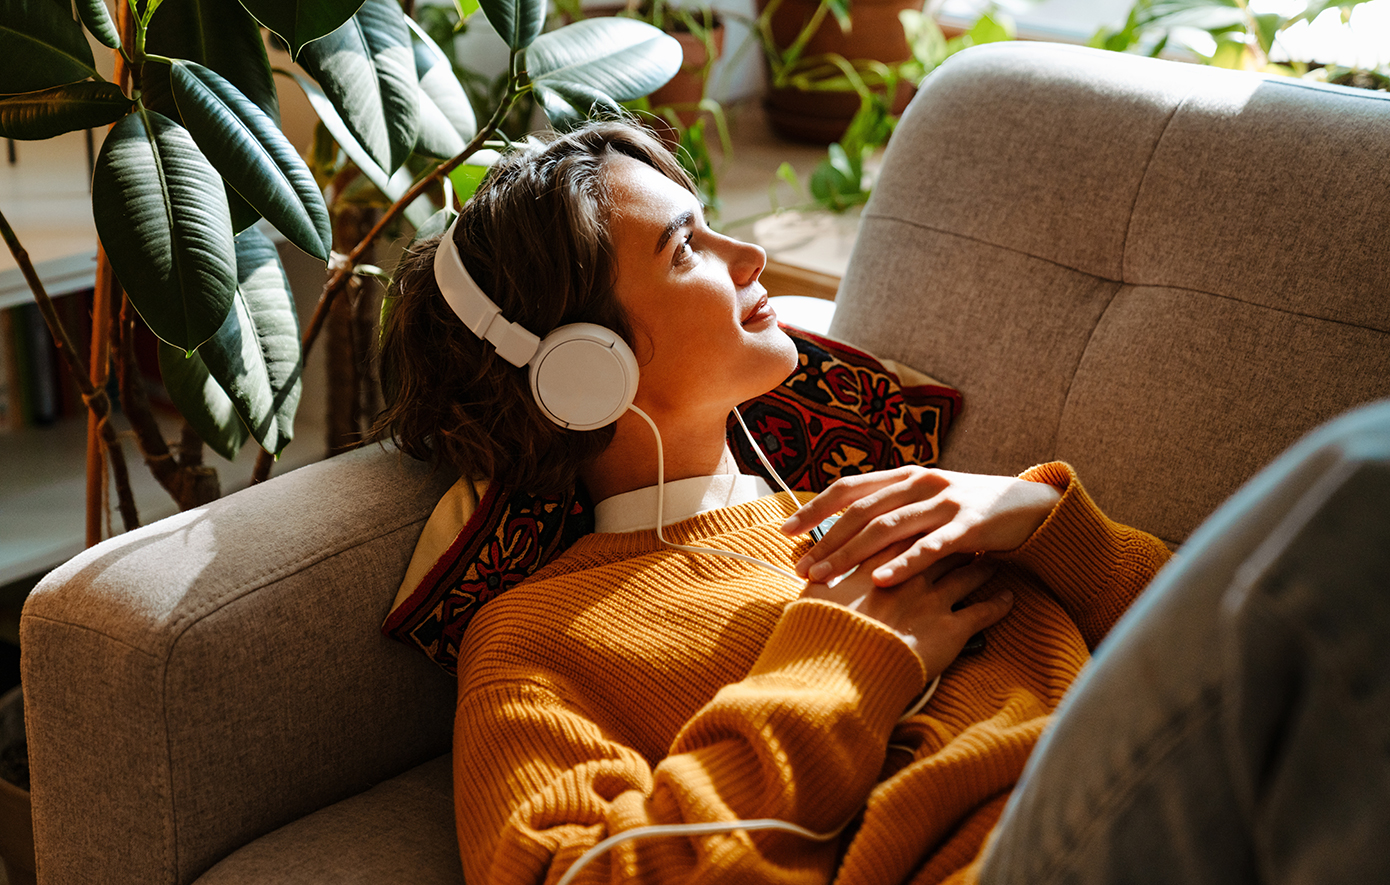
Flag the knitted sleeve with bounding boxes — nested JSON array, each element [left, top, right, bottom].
[[453, 599, 925, 885], [998, 461, 1173, 650]]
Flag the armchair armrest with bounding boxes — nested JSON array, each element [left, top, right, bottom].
[[21, 445, 457, 885]]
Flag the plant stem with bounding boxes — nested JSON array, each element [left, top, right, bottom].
[[0, 208, 141, 533], [250, 79, 527, 484], [118, 295, 220, 510]]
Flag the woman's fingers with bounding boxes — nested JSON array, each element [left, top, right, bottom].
[[792, 470, 951, 581], [954, 585, 1015, 637], [780, 467, 928, 537], [871, 526, 966, 586]]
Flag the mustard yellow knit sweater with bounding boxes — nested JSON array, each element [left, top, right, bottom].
[[454, 463, 1172, 884]]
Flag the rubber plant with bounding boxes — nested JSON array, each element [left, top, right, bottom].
[[0, 0, 681, 540]]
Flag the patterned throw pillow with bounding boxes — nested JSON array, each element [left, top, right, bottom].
[[382, 324, 961, 674]]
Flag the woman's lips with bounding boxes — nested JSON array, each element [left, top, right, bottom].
[[742, 295, 775, 326]]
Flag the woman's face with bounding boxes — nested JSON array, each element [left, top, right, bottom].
[[605, 155, 797, 423]]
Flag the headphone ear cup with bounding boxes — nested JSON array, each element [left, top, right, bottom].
[[528, 323, 640, 430]]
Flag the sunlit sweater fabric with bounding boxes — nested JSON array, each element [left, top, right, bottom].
[[453, 462, 1172, 884]]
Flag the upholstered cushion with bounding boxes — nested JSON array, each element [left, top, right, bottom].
[[382, 325, 961, 674], [832, 42, 1390, 545], [194, 755, 461, 885]]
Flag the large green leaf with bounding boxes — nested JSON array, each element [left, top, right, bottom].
[[0, 81, 131, 139], [285, 69, 434, 229], [0, 0, 99, 94], [529, 19, 681, 127], [297, 0, 419, 173], [477, 0, 545, 51], [238, 0, 365, 61], [147, 0, 282, 234], [158, 342, 250, 461], [195, 227, 302, 456], [407, 17, 475, 159], [148, 0, 281, 123], [92, 109, 238, 352], [74, 0, 120, 49], [172, 61, 331, 262]]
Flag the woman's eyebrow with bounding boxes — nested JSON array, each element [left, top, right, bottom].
[[655, 210, 695, 255]]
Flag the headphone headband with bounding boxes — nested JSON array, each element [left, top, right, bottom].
[[432, 215, 540, 367]]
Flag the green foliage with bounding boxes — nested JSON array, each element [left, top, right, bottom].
[[93, 109, 238, 353], [238, 0, 366, 60], [529, 18, 683, 126], [408, 18, 477, 159], [166, 227, 303, 458], [0, 0, 101, 94], [477, 0, 546, 51], [1090, 0, 1382, 76], [74, 0, 121, 50], [297, 0, 420, 173], [765, 4, 1014, 216], [0, 81, 132, 139], [5, 0, 683, 472]]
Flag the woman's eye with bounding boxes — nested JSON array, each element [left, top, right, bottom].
[[675, 232, 694, 264]]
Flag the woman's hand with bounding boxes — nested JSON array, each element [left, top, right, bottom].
[[781, 466, 1062, 588], [802, 542, 1013, 678]]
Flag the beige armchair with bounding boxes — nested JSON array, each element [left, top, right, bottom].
[[21, 42, 1390, 883]]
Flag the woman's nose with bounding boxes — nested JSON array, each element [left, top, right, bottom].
[[723, 235, 766, 288]]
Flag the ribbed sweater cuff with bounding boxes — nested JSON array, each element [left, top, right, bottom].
[[749, 599, 927, 733], [1001, 461, 1129, 590]]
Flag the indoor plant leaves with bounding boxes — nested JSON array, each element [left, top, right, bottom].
[[407, 18, 476, 159], [188, 227, 302, 457], [158, 341, 250, 462], [297, 0, 420, 174], [171, 60, 331, 262], [74, 0, 120, 50], [237, 0, 366, 61], [477, 0, 545, 51], [0, 81, 132, 139], [528, 18, 681, 127], [0, 0, 101, 94], [146, 0, 283, 233], [92, 108, 237, 353], [286, 69, 434, 229]]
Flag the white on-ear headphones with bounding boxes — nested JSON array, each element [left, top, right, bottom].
[[433, 215, 640, 430]]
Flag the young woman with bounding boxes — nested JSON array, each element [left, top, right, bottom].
[[375, 121, 1176, 884]]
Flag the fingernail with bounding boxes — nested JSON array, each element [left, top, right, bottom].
[[808, 561, 832, 582], [780, 516, 801, 535], [1000, 590, 1014, 604], [794, 554, 813, 577]]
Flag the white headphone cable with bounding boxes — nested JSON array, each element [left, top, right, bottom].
[[626, 404, 803, 583], [554, 817, 848, 885]]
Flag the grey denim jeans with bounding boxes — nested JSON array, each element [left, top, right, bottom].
[[980, 399, 1390, 885]]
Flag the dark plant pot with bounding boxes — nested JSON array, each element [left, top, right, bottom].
[[0, 688, 35, 885], [758, 0, 921, 143]]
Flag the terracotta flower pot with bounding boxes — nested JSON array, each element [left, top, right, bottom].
[[649, 21, 726, 129], [759, 0, 921, 143]]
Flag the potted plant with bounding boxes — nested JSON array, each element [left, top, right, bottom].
[[0, 0, 683, 534], [753, 0, 921, 143], [1092, 0, 1388, 88]]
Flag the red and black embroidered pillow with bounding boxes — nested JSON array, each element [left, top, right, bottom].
[[382, 324, 961, 674]]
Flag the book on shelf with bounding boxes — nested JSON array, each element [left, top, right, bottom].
[[0, 288, 94, 433]]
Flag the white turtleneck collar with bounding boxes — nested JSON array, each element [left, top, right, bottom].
[[593, 473, 775, 534]]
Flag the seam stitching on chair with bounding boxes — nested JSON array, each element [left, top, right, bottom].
[[859, 211, 1119, 282], [1120, 94, 1187, 281]]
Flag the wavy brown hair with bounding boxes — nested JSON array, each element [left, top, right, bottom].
[[374, 121, 697, 496]]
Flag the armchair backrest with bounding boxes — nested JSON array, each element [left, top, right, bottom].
[[832, 42, 1390, 546]]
